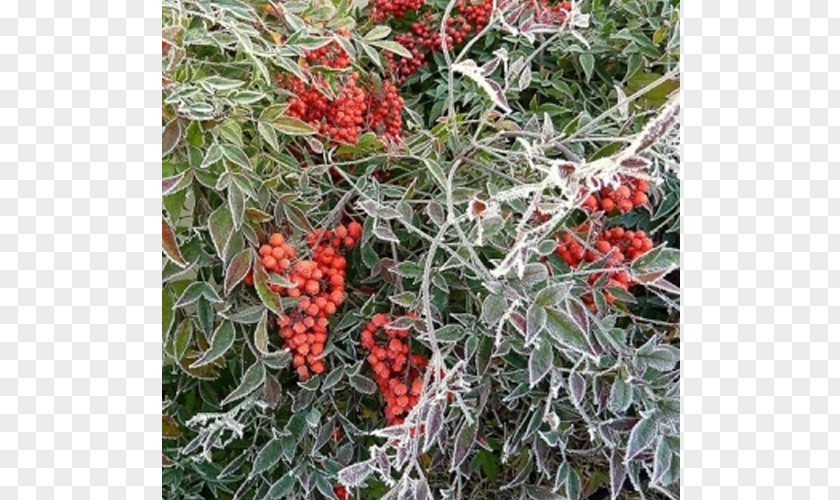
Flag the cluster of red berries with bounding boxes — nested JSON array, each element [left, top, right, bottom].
[[279, 71, 405, 144], [360, 314, 429, 425], [370, 0, 425, 22], [277, 223, 362, 379], [304, 30, 352, 69], [383, 0, 492, 84], [580, 177, 650, 214], [556, 225, 655, 307], [280, 72, 368, 145], [366, 80, 404, 139], [246, 223, 362, 380]]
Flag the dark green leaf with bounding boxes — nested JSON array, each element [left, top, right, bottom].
[[191, 321, 235, 368], [221, 362, 266, 406]]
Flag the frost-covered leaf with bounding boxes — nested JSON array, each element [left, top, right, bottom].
[[221, 362, 265, 406], [481, 294, 507, 326], [652, 436, 672, 484], [338, 459, 374, 487], [162, 218, 187, 267], [625, 414, 657, 462], [251, 438, 284, 477], [608, 376, 633, 414], [373, 224, 400, 243], [535, 282, 572, 307], [349, 374, 377, 394], [190, 321, 235, 368], [175, 282, 222, 308], [528, 339, 552, 387], [224, 247, 252, 295], [610, 449, 627, 500], [544, 308, 592, 356], [208, 205, 234, 257], [450, 421, 477, 471]]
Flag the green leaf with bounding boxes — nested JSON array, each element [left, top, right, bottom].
[[228, 183, 245, 230], [175, 282, 222, 308], [224, 247, 252, 295], [251, 438, 284, 477], [208, 205, 234, 257], [162, 287, 176, 338], [631, 246, 679, 272], [369, 40, 412, 58], [579, 53, 595, 83], [220, 144, 252, 169], [481, 294, 507, 326], [162, 218, 187, 267], [364, 25, 391, 40], [652, 437, 672, 484], [186, 120, 204, 146], [265, 472, 296, 499], [230, 304, 266, 324], [435, 324, 466, 342], [450, 421, 477, 471], [349, 374, 377, 394], [172, 318, 192, 361], [270, 116, 318, 136], [526, 304, 546, 344], [197, 297, 214, 338], [217, 119, 244, 146], [625, 414, 657, 462], [390, 261, 423, 279], [543, 308, 591, 356], [637, 345, 678, 371], [535, 282, 572, 307], [253, 253, 286, 315], [528, 338, 553, 387], [191, 321, 236, 368], [389, 291, 416, 307], [258, 121, 279, 150], [198, 75, 246, 91], [201, 143, 223, 168], [608, 377, 633, 414], [221, 362, 266, 406]]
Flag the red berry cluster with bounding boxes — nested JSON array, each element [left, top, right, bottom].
[[281, 72, 368, 145], [580, 176, 650, 213], [247, 223, 362, 380], [366, 80, 404, 139], [370, 0, 425, 22], [278, 71, 405, 144], [384, 0, 492, 84], [556, 225, 654, 307], [304, 30, 352, 69], [360, 314, 429, 425], [457, 0, 493, 31]]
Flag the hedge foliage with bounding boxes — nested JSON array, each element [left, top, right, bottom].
[[162, 0, 680, 498]]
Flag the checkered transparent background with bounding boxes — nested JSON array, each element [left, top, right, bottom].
[[0, 0, 835, 498], [0, 0, 161, 498], [683, 0, 838, 499]]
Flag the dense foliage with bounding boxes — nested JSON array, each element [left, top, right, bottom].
[[162, 0, 680, 498]]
